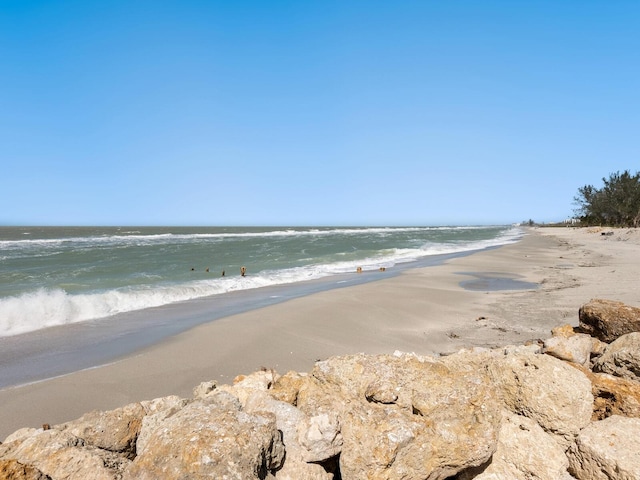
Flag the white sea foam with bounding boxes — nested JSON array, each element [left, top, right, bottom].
[[0, 227, 522, 337]]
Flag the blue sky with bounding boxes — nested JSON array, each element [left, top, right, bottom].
[[1, 1, 638, 226]]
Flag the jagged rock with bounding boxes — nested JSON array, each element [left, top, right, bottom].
[[487, 351, 593, 446], [296, 353, 500, 480], [0, 459, 50, 480], [579, 299, 640, 343], [459, 410, 573, 480], [56, 402, 145, 459], [270, 370, 308, 405], [136, 395, 191, 457], [217, 369, 280, 407], [0, 429, 129, 480], [192, 380, 217, 399], [123, 391, 285, 480], [590, 372, 640, 420], [592, 332, 640, 382], [296, 412, 342, 464], [567, 415, 640, 480], [543, 325, 593, 366], [140, 394, 188, 415], [244, 391, 334, 480]]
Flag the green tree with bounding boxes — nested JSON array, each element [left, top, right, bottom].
[[574, 170, 640, 227]]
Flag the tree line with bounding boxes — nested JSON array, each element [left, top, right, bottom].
[[573, 170, 640, 227]]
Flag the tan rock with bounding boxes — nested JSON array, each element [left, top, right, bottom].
[[579, 299, 640, 343], [592, 332, 640, 382], [124, 393, 285, 480], [0, 429, 128, 480], [460, 410, 573, 480], [270, 370, 308, 405], [551, 324, 577, 338], [543, 333, 593, 366], [591, 372, 640, 420], [0, 459, 50, 480], [567, 415, 640, 480], [56, 402, 145, 459], [192, 380, 216, 399], [244, 391, 334, 480], [296, 353, 500, 480], [488, 351, 593, 446]]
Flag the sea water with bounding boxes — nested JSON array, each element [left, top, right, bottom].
[[0, 225, 521, 337], [0, 225, 522, 388]]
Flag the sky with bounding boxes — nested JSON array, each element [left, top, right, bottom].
[[1, 1, 638, 226]]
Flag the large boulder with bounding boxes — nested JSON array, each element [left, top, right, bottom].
[[487, 350, 593, 446], [0, 429, 129, 480], [460, 410, 573, 480], [244, 391, 334, 480], [296, 353, 500, 480], [56, 402, 145, 459], [579, 299, 640, 343], [592, 332, 640, 382], [123, 390, 285, 480], [567, 415, 640, 480]]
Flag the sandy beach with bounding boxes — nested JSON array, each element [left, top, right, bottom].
[[1, 226, 639, 440]]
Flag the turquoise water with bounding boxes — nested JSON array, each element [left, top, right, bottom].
[[0, 225, 521, 337]]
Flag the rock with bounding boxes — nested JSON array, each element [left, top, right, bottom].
[[543, 331, 593, 366], [3, 429, 39, 445], [192, 380, 216, 399], [56, 402, 146, 459], [123, 392, 285, 480], [567, 415, 640, 480], [296, 353, 500, 480], [0, 459, 50, 480], [140, 395, 188, 415], [217, 369, 280, 407], [244, 391, 334, 480], [488, 351, 593, 446], [592, 332, 640, 382], [590, 372, 640, 420], [270, 370, 308, 405], [459, 410, 573, 480], [579, 299, 640, 343], [0, 429, 129, 480], [296, 412, 342, 463]]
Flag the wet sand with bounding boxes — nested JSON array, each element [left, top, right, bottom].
[[1, 226, 639, 439]]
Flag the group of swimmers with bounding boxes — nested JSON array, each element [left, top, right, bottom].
[[190, 266, 246, 277], [192, 265, 386, 276]]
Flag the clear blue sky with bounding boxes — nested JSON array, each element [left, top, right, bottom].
[[1, 1, 638, 226]]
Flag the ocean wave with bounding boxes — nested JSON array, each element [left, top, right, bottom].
[[0, 228, 522, 337], [0, 225, 504, 249]]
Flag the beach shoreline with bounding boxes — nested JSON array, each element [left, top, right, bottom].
[[1, 226, 639, 439]]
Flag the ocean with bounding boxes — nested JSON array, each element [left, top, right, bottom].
[[0, 225, 522, 387], [0, 225, 521, 337]]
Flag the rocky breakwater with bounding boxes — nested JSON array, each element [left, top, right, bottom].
[[2, 299, 640, 480]]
